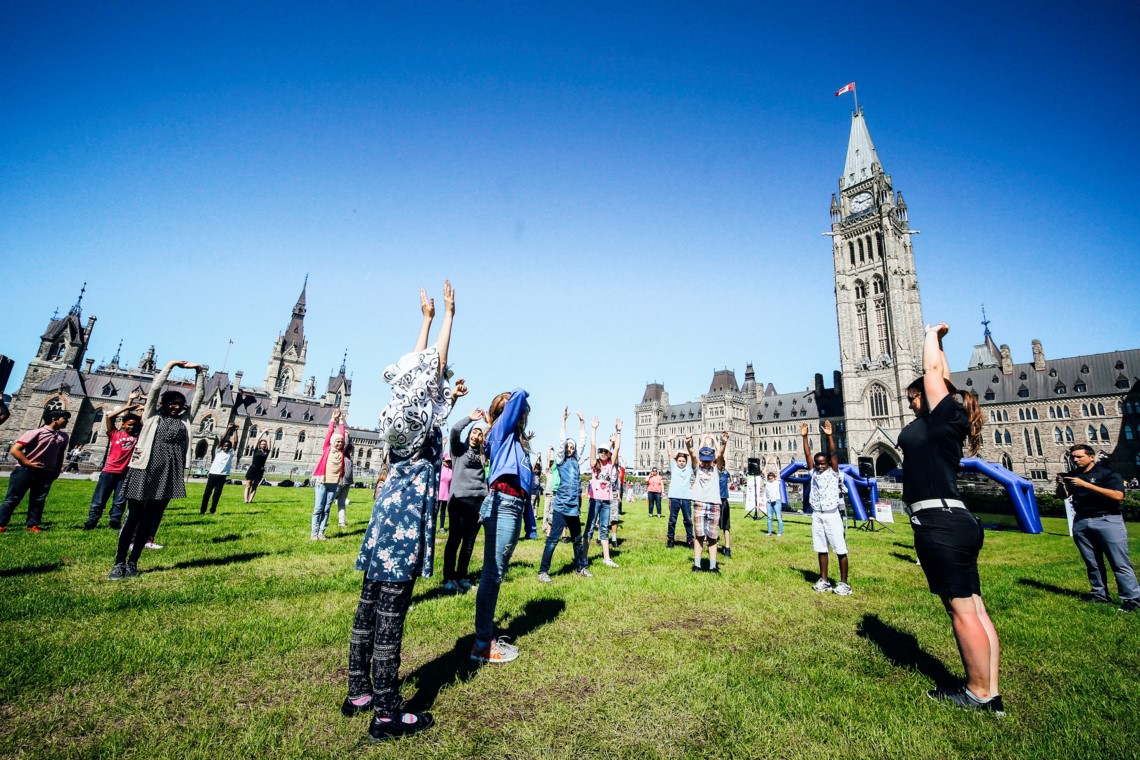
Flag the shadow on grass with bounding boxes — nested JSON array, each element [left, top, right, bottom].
[[0, 561, 62, 578], [789, 566, 821, 584], [893, 541, 914, 550], [402, 597, 567, 712], [150, 551, 271, 572], [890, 551, 917, 564], [210, 533, 242, 544], [1016, 578, 1084, 599], [856, 613, 956, 688]]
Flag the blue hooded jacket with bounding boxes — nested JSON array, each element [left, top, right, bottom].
[[485, 388, 534, 495]]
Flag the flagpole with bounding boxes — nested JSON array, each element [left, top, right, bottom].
[[222, 339, 232, 372], [853, 84, 859, 114]]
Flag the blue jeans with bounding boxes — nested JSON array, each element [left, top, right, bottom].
[[540, 511, 586, 574], [475, 490, 525, 645], [0, 466, 55, 528], [766, 500, 784, 535], [1073, 514, 1140, 602], [647, 491, 662, 516], [667, 498, 693, 543], [87, 470, 128, 525], [585, 499, 612, 544], [311, 483, 337, 536]]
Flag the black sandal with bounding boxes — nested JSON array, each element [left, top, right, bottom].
[[367, 712, 435, 742]]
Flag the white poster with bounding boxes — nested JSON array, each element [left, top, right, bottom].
[[1065, 497, 1075, 537], [874, 501, 895, 523]]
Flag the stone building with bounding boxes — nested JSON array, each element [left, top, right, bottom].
[[634, 109, 1140, 483], [2, 282, 387, 483]]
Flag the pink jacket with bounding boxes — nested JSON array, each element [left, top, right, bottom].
[[313, 417, 347, 478]]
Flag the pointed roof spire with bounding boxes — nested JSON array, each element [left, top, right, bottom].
[[295, 275, 308, 312], [68, 282, 87, 317], [981, 304, 992, 338], [111, 339, 123, 367], [843, 108, 881, 187], [339, 349, 347, 376]]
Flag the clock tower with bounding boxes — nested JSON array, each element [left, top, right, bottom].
[[829, 108, 925, 474]]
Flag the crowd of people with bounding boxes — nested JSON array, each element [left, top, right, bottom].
[[3, 309, 1139, 741]]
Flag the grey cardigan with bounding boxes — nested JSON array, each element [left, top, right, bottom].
[[449, 417, 488, 500]]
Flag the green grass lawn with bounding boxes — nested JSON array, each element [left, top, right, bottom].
[[1, 478, 1138, 759]]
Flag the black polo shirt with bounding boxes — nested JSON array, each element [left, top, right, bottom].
[[1066, 462, 1125, 518], [898, 394, 968, 505]]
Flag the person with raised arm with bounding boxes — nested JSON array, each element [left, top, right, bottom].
[[200, 421, 239, 515], [584, 418, 621, 567], [83, 392, 144, 530], [243, 437, 270, 503], [344, 281, 459, 742], [685, 432, 729, 572], [802, 420, 851, 595], [470, 382, 535, 665], [441, 407, 489, 593], [108, 359, 207, 577], [538, 408, 590, 583], [665, 438, 694, 548], [311, 409, 348, 540], [899, 322, 1003, 715]]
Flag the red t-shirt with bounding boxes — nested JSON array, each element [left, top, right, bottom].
[[103, 429, 139, 474]]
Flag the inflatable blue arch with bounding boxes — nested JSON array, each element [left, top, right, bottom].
[[779, 457, 1043, 534]]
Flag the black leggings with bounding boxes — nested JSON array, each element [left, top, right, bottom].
[[115, 498, 170, 564], [435, 499, 447, 531], [442, 496, 483, 582], [347, 577, 416, 715]]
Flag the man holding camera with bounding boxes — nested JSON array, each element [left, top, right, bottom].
[[1057, 445, 1138, 612]]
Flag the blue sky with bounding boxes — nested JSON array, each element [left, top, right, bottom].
[[3, 2, 1138, 452]]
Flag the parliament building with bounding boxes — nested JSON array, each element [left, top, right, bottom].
[[634, 109, 1140, 483]]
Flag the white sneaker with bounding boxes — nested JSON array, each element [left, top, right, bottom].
[[442, 580, 460, 593], [812, 578, 832, 593], [310, 535, 319, 541], [834, 582, 853, 596], [577, 567, 594, 578], [144, 542, 163, 550], [603, 559, 619, 568], [537, 572, 553, 583]]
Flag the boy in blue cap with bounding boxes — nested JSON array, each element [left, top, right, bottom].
[[686, 431, 729, 572]]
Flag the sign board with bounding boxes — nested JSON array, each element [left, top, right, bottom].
[[874, 501, 895, 523], [1065, 497, 1075, 537]]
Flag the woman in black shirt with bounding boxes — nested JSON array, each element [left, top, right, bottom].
[[898, 323, 1003, 716]]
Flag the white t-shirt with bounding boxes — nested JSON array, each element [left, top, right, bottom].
[[809, 468, 846, 511], [764, 479, 783, 502], [690, 464, 722, 503], [209, 449, 235, 476]]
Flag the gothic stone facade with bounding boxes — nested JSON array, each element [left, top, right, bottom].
[[2, 284, 387, 482], [634, 109, 1140, 482]]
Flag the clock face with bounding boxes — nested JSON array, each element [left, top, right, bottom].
[[850, 191, 873, 213]]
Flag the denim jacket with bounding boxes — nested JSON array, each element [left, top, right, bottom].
[[485, 388, 533, 495]]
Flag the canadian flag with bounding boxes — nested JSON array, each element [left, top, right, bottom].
[[835, 82, 855, 96]]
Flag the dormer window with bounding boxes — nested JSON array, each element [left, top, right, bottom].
[[984, 389, 995, 401], [965, 378, 973, 386], [991, 375, 999, 384], [1115, 360, 1125, 370], [1048, 369, 1057, 378], [1054, 383, 1067, 395], [102, 383, 116, 396], [1080, 365, 1089, 374], [1017, 385, 1029, 398], [1117, 375, 1131, 390], [1073, 381, 1087, 393], [1019, 372, 1027, 381]]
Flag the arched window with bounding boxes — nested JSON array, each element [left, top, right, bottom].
[[1125, 425, 1134, 440], [1053, 427, 1062, 443], [869, 385, 889, 419], [1018, 409, 1025, 421], [1063, 406, 1070, 418], [1031, 408, 1039, 420], [1001, 453, 1013, 471], [874, 296, 890, 355], [199, 416, 215, 434], [1082, 404, 1089, 416], [1048, 407, 1055, 419], [298, 431, 307, 443], [848, 242, 855, 267], [275, 428, 283, 441], [1004, 430, 1012, 445], [1098, 403, 1105, 416], [1002, 410, 1009, 421], [1024, 430, 1032, 456], [45, 397, 65, 413], [1034, 429, 1043, 456], [875, 233, 883, 259], [858, 239, 865, 263], [1065, 427, 1074, 443], [994, 430, 1002, 445], [93, 408, 105, 424], [49, 340, 65, 360], [1100, 425, 1110, 441], [871, 276, 885, 295], [1088, 426, 1097, 442], [855, 302, 870, 359]]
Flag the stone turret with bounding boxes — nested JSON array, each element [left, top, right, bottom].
[[1032, 339, 1046, 371]]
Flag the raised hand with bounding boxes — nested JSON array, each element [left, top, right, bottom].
[[684, 434, 693, 447], [591, 416, 599, 430], [721, 430, 730, 444], [470, 407, 485, 422], [420, 288, 435, 318], [614, 418, 623, 433], [452, 378, 468, 399], [821, 420, 833, 436], [443, 279, 455, 314], [563, 406, 570, 422], [800, 422, 809, 436], [577, 411, 585, 423], [925, 322, 949, 338]]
